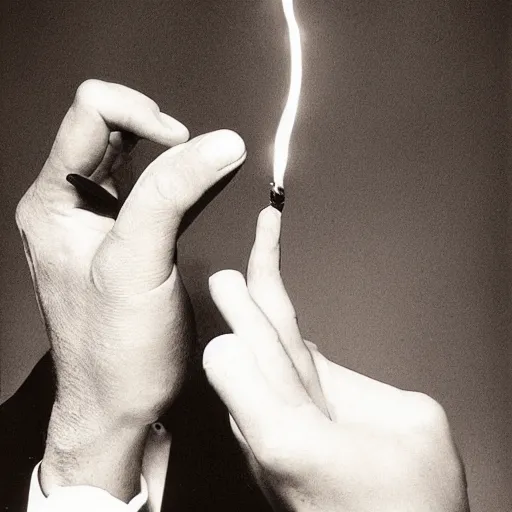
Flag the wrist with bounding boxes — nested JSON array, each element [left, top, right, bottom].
[[41, 399, 150, 502]]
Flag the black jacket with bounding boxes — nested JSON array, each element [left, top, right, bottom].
[[0, 352, 271, 512]]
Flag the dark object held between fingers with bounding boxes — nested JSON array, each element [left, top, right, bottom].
[[66, 174, 120, 215]]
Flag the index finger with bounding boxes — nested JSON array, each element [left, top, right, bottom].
[[36, 79, 189, 206], [247, 207, 329, 416]]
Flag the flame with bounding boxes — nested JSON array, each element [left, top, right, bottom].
[[273, 0, 302, 189]]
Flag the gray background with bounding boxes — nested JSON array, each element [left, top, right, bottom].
[[1, 1, 510, 511]]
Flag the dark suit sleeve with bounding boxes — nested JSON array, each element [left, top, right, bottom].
[[0, 353, 273, 512], [161, 371, 273, 512], [0, 352, 55, 512]]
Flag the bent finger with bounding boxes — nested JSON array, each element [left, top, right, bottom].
[[36, 79, 189, 208], [90, 131, 139, 187]]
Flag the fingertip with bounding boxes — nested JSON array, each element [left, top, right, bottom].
[[249, 208, 281, 269], [256, 206, 282, 245], [196, 130, 247, 171], [214, 129, 247, 161], [208, 269, 246, 294], [158, 112, 190, 144], [202, 333, 240, 371], [259, 205, 281, 222]]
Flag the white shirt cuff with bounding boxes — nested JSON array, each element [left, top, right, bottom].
[[27, 462, 149, 512]]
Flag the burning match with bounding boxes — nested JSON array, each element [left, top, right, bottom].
[[270, 0, 302, 212], [270, 182, 285, 212]]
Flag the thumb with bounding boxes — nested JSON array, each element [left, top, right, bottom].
[[203, 334, 289, 453], [94, 130, 246, 294]]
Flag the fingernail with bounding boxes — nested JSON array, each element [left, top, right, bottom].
[[109, 131, 124, 151], [195, 130, 247, 170]]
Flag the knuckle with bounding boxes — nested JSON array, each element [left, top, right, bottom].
[[74, 79, 106, 109], [15, 197, 29, 230], [396, 392, 462, 474], [404, 391, 449, 433], [15, 187, 38, 232]]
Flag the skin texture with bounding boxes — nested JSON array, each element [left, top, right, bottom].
[[203, 206, 470, 512], [18, 78, 468, 510], [16, 79, 246, 502]]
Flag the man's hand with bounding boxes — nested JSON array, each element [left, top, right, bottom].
[[16, 79, 246, 501], [203, 207, 469, 512]]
